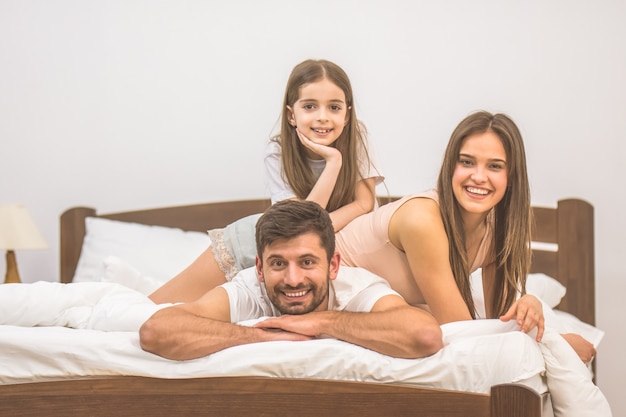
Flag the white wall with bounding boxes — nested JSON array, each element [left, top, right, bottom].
[[1, 0, 624, 414]]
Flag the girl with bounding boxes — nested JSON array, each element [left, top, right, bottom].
[[149, 59, 383, 304], [265, 59, 382, 231]]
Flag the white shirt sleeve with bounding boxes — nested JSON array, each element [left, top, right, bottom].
[[264, 137, 385, 204], [357, 141, 385, 185], [332, 267, 399, 312], [264, 140, 297, 204], [221, 267, 280, 323]]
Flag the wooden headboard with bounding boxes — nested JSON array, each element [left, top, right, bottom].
[[60, 197, 594, 325], [529, 199, 595, 326], [60, 199, 272, 284]]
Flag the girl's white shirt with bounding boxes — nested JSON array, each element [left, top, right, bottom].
[[264, 139, 384, 204]]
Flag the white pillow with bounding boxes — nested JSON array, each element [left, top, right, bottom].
[[101, 256, 163, 295], [551, 310, 605, 347], [73, 217, 211, 285], [526, 273, 567, 308], [471, 269, 567, 318], [539, 331, 612, 417]]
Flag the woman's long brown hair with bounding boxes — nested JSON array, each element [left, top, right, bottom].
[[436, 111, 532, 318]]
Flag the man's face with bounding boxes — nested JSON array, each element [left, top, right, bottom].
[[255, 232, 340, 315]]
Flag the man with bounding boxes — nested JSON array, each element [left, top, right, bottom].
[[140, 200, 443, 360]]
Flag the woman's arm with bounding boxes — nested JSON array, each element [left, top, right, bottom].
[[500, 294, 545, 341], [389, 198, 473, 324]]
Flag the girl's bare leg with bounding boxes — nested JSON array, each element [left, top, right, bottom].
[[149, 246, 227, 304]]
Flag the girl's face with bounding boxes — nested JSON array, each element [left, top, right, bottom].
[[287, 78, 350, 147], [452, 131, 508, 219]]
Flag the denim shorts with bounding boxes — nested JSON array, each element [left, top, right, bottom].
[[208, 213, 262, 281]]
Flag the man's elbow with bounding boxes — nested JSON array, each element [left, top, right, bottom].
[[138, 318, 161, 354], [423, 324, 443, 356], [411, 323, 444, 358]]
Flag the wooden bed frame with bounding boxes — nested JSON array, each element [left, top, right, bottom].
[[0, 198, 595, 417]]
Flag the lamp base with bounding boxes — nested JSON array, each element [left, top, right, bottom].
[[4, 250, 21, 284]]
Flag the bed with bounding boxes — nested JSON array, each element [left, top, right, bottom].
[[0, 197, 610, 417]]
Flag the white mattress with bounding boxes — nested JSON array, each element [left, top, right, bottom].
[[0, 281, 545, 392], [0, 320, 545, 393], [0, 281, 612, 417]]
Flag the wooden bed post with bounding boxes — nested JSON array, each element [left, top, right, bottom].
[[556, 199, 595, 326], [60, 207, 95, 283], [490, 384, 544, 417]]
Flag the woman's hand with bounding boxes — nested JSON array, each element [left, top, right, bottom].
[[500, 294, 545, 341]]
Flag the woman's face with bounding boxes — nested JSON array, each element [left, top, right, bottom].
[[452, 131, 508, 218], [286, 78, 349, 149]]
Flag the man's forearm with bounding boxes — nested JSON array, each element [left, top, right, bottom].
[[257, 306, 443, 359], [140, 307, 283, 360], [319, 307, 442, 358]]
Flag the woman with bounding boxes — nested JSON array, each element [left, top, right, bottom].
[[337, 112, 537, 328], [335, 111, 594, 360]]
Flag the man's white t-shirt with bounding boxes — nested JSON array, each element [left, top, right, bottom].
[[221, 266, 399, 323]]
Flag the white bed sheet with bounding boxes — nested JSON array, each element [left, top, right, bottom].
[[0, 321, 545, 393], [0, 281, 612, 416], [0, 281, 544, 393]]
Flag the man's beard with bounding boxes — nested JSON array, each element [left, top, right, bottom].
[[265, 275, 329, 315]]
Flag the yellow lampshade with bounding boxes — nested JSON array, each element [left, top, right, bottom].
[[0, 204, 47, 250], [0, 204, 48, 283]]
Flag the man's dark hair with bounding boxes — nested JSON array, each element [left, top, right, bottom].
[[255, 200, 335, 261]]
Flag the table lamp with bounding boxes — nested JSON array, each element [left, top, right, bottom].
[[0, 204, 48, 284]]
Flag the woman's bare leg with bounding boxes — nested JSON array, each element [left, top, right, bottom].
[[149, 246, 227, 304]]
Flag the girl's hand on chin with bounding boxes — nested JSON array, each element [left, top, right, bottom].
[[296, 129, 342, 162]]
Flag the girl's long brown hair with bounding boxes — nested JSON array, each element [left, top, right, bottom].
[[436, 111, 532, 318], [273, 59, 372, 212]]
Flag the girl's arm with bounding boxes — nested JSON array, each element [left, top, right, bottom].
[[264, 136, 342, 208], [265, 136, 378, 232], [301, 137, 342, 211], [296, 131, 377, 231], [389, 197, 473, 324], [327, 177, 376, 232], [305, 161, 377, 233]]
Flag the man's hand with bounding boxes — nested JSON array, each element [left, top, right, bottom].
[[254, 314, 325, 338]]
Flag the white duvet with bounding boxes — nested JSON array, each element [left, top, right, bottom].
[[0, 281, 612, 417]]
